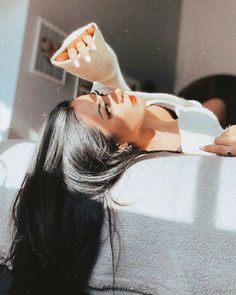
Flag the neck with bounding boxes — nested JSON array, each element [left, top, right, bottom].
[[142, 107, 177, 130], [127, 107, 179, 150]]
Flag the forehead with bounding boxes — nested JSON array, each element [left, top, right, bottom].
[[71, 93, 96, 107], [70, 94, 111, 136], [71, 94, 97, 117]]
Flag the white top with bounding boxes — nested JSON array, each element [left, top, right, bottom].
[[138, 95, 224, 156], [51, 22, 225, 156]]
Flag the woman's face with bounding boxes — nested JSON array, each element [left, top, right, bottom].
[[70, 88, 146, 144]]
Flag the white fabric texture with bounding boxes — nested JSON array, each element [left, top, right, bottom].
[[1, 141, 236, 295], [51, 22, 225, 156], [87, 153, 236, 294]]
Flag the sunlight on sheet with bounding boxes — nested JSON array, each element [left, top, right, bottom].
[[215, 169, 236, 232], [0, 142, 35, 190]]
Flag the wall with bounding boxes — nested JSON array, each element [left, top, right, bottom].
[[175, 0, 236, 94], [8, 0, 75, 140], [0, 0, 29, 141], [7, 0, 181, 140], [3, 1, 236, 140]]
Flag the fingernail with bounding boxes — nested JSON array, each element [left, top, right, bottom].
[[84, 55, 91, 63], [199, 146, 205, 150], [90, 43, 97, 50], [74, 60, 80, 68]]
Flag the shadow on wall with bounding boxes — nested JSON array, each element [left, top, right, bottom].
[[177, 74, 236, 126]]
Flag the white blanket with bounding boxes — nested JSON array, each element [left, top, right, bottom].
[[88, 154, 236, 294], [1, 141, 236, 294]]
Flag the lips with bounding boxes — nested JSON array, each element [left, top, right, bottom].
[[128, 95, 137, 106]]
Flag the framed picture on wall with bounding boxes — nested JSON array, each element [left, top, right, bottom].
[[73, 77, 93, 98], [30, 17, 67, 85]]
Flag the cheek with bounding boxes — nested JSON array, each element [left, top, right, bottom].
[[78, 114, 111, 137]]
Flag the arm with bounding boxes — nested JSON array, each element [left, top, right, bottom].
[[51, 23, 130, 93]]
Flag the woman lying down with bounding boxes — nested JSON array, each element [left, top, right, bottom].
[[51, 22, 235, 157], [1, 22, 236, 295]]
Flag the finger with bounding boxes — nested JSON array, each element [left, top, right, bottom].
[[67, 25, 95, 52], [108, 90, 124, 104], [215, 135, 236, 145], [65, 34, 88, 64], [202, 144, 236, 156], [55, 51, 69, 62], [82, 34, 97, 50], [57, 24, 96, 63], [87, 24, 96, 36], [68, 48, 80, 68], [221, 125, 236, 136], [76, 41, 91, 63], [220, 129, 231, 137]]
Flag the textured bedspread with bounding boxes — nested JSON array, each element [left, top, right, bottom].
[[1, 141, 236, 294]]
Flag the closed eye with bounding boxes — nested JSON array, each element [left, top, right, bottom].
[[105, 103, 112, 118], [91, 91, 112, 119]]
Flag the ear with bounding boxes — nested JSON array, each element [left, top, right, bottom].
[[116, 142, 129, 150]]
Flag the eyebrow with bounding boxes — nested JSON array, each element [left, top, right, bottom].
[[98, 102, 103, 119]]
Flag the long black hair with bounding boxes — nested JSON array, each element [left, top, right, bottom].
[[1, 100, 181, 294]]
